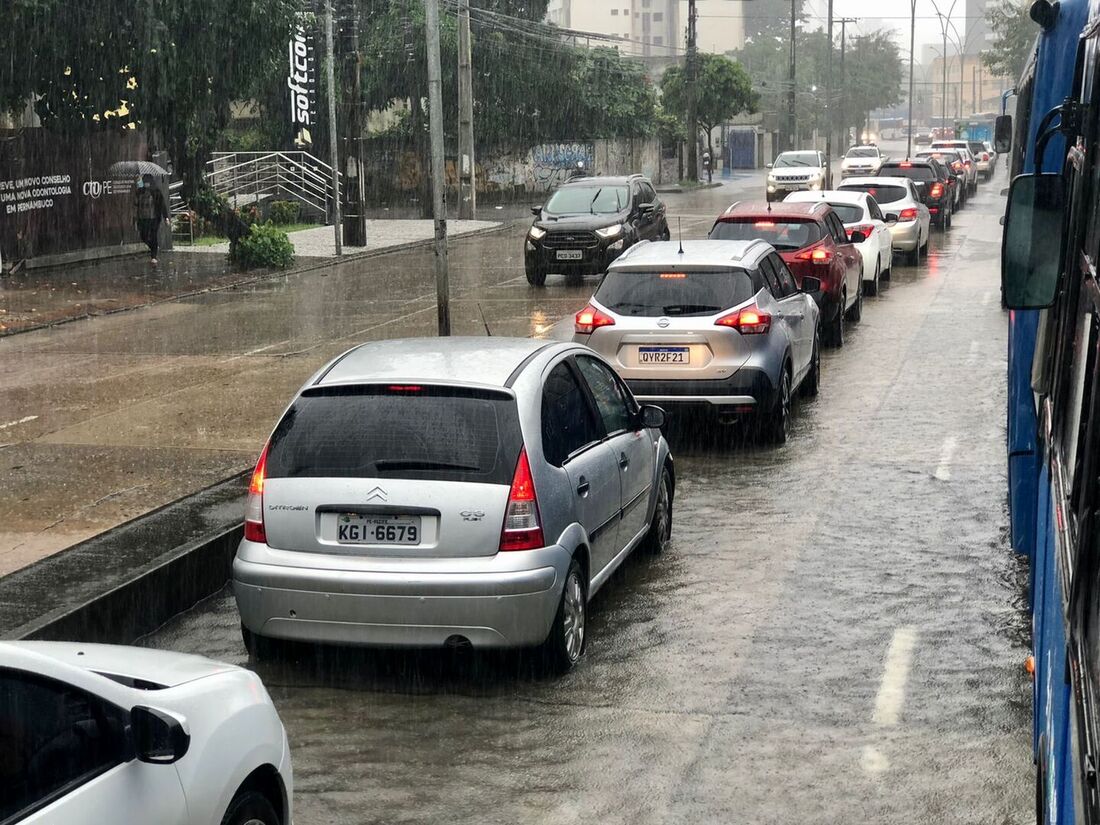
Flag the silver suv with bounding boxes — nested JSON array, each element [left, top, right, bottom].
[[573, 240, 822, 443], [233, 338, 673, 672]]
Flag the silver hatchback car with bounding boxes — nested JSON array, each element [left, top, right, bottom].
[[233, 338, 673, 672], [573, 240, 822, 443]]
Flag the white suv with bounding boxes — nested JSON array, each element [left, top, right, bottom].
[[840, 145, 885, 178], [930, 140, 979, 193]]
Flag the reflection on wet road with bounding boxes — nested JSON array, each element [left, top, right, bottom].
[[143, 170, 1031, 822]]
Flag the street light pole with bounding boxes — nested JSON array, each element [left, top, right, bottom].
[[324, 0, 342, 256], [788, 0, 797, 151], [907, 0, 915, 158], [825, 0, 833, 183], [457, 0, 476, 220], [685, 0, 699, 180], [424, 0, 450, 336]]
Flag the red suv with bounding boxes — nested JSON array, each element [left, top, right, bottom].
[[709, 201, 864, 346]]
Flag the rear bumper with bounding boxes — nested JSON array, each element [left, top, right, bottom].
[[888, 220, 920, 251], [626, 367, 776, 410], [233, 542, 570, 649]]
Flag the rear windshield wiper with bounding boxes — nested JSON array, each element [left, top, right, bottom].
[[664, 304, 721, 315], [373, 459, 481, 472]]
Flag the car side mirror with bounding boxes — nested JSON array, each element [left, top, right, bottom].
[[530, 206, 541, 217], [800, 275, 822, 293], [131, 706, 190, 764], [638, 202, 656, 214], [849, 231, 867, 244], [995, 115, 1012, 154], [1002, 172, 1065, 309], [885, 213, 899, 224], [765, 163, 773, 169], [639, 404, 666, 429]]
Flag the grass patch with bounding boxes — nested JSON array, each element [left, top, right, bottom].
[[182, 222, 318, 247]]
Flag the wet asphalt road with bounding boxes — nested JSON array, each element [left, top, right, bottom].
[[142, 160, 1033, 822]]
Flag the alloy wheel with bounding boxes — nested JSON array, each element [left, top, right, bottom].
[[562, 572, 585, 662]]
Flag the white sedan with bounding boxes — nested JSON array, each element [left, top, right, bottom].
[[785, 190, 893, 296], [0, 642, 292, 825]]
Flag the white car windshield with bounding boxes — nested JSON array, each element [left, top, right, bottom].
[[774, 152, 820, 168]]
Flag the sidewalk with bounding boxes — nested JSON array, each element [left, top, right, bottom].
[[0, 219, 500, 335]]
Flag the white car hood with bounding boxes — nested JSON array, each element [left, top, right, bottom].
[[8, 641, 239, 688]]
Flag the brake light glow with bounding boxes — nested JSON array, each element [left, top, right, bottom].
[[846, 224, 874, 240], [899, 161, 913, 167], [575, 304, 616, 334], [499, 448, 544, 551], [981, 152, 990, 161], [659, 272, 687, 279], [244, 443, 269, 543], [899, 207, 918, 221], [795, 245, 832, 265], [715, 305, 771, 334], [754, 221, 776, 228], [930, 182, 944, 199], [387, 385, 423, 392]]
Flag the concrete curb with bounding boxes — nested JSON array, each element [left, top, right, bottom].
[[655, 182, 726, 194], [1, 474, 247, 643], [0, 221, 512, 339]]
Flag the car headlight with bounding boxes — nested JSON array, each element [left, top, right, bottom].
[[595, 224, 623, 239], [767, 184, 777, 192], [811, 181, 822, 190], [528, 226, 546, 240], [608, 239, 624, 251]]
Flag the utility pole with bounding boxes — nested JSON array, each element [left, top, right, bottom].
[[324, 0, 342, 256], [787, 0, 797, 151], [906, 0, 915, 158], [339, 0, 366, 246], [424, 0, 450, 336], [457, 0, 476, 219], [971, 64, 977, 115], [824, 0, 833, 185], [685, 0, 699, 181], [838, 18, 856, 150]]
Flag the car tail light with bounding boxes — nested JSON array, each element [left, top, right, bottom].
[[899, 161, 913, 167], [715, 305, 771, 334], [899, 208, 918, 221], [499, 448, 544, 551], [982, 152, 990, 161], [795, 244, 833, 265], [846, 224, 874, 240], [244, 443, 269, 543], [575, 304, 615, 334], [929, 182, 944, 199]]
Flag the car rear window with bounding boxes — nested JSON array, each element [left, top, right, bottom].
[[265, 385, 522, 485], [882, 163, 935, 182], [968, 142, 984, 156], [595, 269, 758, 317], [826, 203, 864, 223], [846, 147, 878, 158], [839, 183, 907, 204], [709, 219, 823, 251]]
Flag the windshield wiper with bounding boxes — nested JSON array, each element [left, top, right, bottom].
[[664, 304, 721, 315], [589, 188, 604, 214], [373, 459, 480, 472]]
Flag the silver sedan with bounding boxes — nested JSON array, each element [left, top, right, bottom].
[[838, 176, 932, 265], [232, 337, 673, 672]]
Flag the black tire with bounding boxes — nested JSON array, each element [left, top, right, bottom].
[[920, 230, 929, 255], [761, 366, 792, 445], [525, 264, 547, 287], [241, 624, 282, 662], [864, 262, 879, 297], [945, 207, 953, 229], [802, 331, 821, 397], [641, 466, 672, 555], [221, 790, 280, 825], [907, 244, 920, 266], [881, 252, 892, 281], [846, 277, 863, 322], [825, 292, 845, 347], [541, 558, 587, 673]]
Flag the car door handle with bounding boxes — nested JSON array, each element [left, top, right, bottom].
[[619, 452, 629, 470], [576, 477, 590, 497]]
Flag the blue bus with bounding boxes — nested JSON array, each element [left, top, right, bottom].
[[1002, 0, 1100, 820]]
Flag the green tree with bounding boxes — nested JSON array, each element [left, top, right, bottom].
[[843, 32, 904, 144], [661, 53, 758, 167], [983, 0, 1034, 81]]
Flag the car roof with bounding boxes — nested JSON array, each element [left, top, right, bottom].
[[785, 190, 868, 206], [609, 239, 773, 270], [840, 176, 913, 188], [317, 337, 558, 388], [720, 200, 833, 221], [559, 175, 644, 187]]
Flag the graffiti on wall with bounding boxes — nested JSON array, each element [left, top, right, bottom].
[[531, 142, 594, 190]]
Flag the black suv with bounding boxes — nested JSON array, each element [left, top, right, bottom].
[[524, 174, 669, 286], [879, 159, 954, 229]]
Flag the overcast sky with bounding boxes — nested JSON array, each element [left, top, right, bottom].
[[801, 0, 982, 54]]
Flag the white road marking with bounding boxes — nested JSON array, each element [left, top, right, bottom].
[[860, 745, 890, 775], [934, 436, 957, 481], [0, 415, 38, 431], [966, 340, 980, 365], [872, 627, 917, 727]]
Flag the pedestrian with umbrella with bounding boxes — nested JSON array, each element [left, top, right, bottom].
[[133, 172, 169, 265]]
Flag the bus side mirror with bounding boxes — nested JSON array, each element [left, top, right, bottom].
[[995, 115, 1012, 154], [1002, 173, 1064, 309]]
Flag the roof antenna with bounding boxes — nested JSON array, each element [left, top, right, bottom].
[[477, 302, 492, 336], [677, 217, 684, 254]]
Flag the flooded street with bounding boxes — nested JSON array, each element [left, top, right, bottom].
[[141, 161, 1032, 822]]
